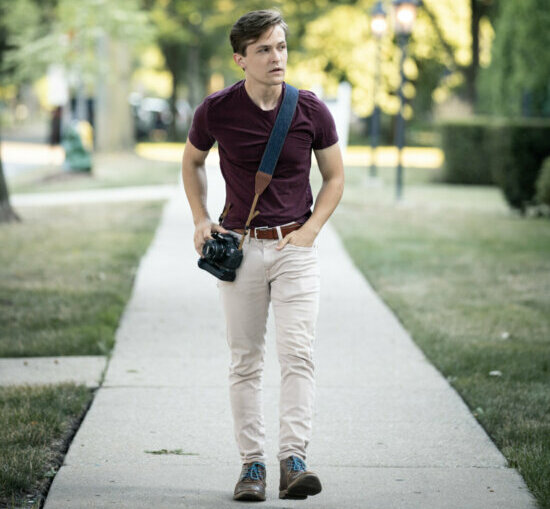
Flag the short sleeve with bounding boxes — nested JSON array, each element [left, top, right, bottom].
[[312, 99, 339, 150], [187, 100, 215, 151]]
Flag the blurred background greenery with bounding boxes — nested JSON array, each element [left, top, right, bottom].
[[0, 1, 549, 507], [1, 0, 549, 218], [0, 0, 548, 141]]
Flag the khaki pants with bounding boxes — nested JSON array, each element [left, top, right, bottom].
[[218, 234, 320, 464]]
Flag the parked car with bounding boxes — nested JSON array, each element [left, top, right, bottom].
[[130, 94, 192, 141]]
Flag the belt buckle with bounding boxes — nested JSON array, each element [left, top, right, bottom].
[[252, 225, 271, 239]]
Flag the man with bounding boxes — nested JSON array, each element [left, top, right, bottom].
[[182, 9, 344, 502]]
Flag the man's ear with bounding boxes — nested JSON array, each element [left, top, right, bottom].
[[233, 53, 245, 70]]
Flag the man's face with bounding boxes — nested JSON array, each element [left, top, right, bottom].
[[234, 24, 287, 87]]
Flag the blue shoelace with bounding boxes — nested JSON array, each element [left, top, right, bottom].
[[242, 462, 265, 481], [288, 456, 306, 472]]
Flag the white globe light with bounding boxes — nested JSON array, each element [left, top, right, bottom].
[[394, 2, 418, 35], [371, 16, 388, 37]]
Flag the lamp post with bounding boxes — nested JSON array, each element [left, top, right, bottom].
[[370, 1, 387, 178], [393, 0, 419, 200]]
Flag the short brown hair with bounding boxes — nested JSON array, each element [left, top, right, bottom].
[[230, 10, 288, 56]]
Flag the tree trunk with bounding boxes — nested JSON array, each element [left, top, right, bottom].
[[169, 70, 179, 141], [424, 0, 485, 109], [162, 42, 183, 142], [466, 0, 482, 106], [0, 141, 20, 223], [95, 34, 134, 152], [187, 45, 201, 109]]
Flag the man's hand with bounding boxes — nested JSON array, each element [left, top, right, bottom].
[[194, 219, 229, 256], [276, 225, 317, 250], [276, 142, 344, 251]]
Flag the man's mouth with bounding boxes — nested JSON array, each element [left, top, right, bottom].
[[269, 68, 284, 73]]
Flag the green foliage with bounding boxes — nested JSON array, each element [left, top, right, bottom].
[[1, 0, 500, 121], [535, 157, 550, 206], [2, 0, 153, 87], [411, 58, 447, 122], [0, 384, 92, 506], [145, 0, 230, 107], [490, 119, 550, 211], [0, 0, 42, 83], [438, 117, 550, 210], [143, 0, 489, 118], [479, 0, 550, 117], [289, 0, 498, 117], [439, 118, 495, 185]]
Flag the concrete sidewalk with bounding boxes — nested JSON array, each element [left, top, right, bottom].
[[44, 171, 536, 508], [0, 357, 107, 388]]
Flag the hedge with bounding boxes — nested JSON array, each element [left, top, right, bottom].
[[439, 118, 495, 185], [535, 157, 550, 206], [490, 119, 550, 212], [439, 118, 550, 211]]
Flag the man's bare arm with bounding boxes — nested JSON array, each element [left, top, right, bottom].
[[182, 140, 228, 255], [277, 142, 344, 249]]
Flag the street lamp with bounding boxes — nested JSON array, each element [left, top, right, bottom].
[[393, 0, 419, 200], [369, 1, 387, 179]]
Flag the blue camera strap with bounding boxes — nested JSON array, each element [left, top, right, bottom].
[[255, 83, 299, 193], [237, 83, 299, 249]]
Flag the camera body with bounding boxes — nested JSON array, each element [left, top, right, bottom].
[[198, 232, 243, 281]]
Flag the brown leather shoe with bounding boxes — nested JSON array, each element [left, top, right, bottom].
[[233, 462, 266, 502], [279, 456, 322, 500]]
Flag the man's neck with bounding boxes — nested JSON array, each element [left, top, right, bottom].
[[244, 80, 283, 111]]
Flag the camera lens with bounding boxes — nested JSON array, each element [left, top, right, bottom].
[[203, 242, 213, 258], [203, 238, 225, 261]]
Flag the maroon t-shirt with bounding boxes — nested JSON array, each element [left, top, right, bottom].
[[188, 80, 338, 230]]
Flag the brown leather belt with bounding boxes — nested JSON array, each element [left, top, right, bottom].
[[234, 222, 302, 240]]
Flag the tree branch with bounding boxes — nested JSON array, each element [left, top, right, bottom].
[[422, 2, 464, 72]]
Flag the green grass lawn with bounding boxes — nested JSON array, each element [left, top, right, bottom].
[[0, 200, 164, 507], [330, 165, 550, 508], [9, 151, 180, 194], [0, 201, 163, 356], [0, 384, 93, 508]]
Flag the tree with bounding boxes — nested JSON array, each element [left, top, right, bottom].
[[4, 0, 153, 153], [283, 0, 500, 120], [0, 0, 45, 222], [0, 142, 19, 223], [143, 0, 359, 140], [0, 1, 16, 223], [55, 0, 153, 151], [144, 0, 234, 139], [1, 0, 61, 222], [421, 0, 496, 108], [479, 0, 550, 117]]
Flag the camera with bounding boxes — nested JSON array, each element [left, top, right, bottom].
[[198, 232, 243, 281]]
